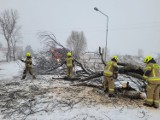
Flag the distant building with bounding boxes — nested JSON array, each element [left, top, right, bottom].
[[0, 47, 7, 61], [0, 46, 23, 61]]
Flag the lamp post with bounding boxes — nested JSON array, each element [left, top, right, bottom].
[[94, 7, 108, 61]]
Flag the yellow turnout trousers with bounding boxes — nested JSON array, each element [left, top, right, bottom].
[[103, 76, 114, 94]]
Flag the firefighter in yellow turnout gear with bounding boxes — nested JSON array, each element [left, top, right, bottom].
[[103, 56, 119, 97], [143, 56, 160, 108], [21, 52, 36, 80], [65, 52, 74, 78]]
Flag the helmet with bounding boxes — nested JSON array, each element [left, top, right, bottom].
[[144, 56, 152, 63], [26, 52, 31, 57], [67, 52, 71, 57], [112, 55, 119, 62]]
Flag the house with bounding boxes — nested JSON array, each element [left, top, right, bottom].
[[0, 47, 7, 61], [0, 46, 23, 61]]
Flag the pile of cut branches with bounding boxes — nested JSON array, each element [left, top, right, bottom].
[[35, 32, 146, 98]]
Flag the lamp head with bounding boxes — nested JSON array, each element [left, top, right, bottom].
[[94, 7, 99, 11]]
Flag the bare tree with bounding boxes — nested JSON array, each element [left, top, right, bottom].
[[0, 9, 21, 61], [66, 31, 87, 58], [38, 31, 57, 51], [10, 26, 21, 60], [36, 31, 69, 74]]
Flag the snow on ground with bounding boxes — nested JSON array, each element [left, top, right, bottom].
[[0, 61, 159, 120], [0, 61, 24, 80], [26, 106, 160, 120]]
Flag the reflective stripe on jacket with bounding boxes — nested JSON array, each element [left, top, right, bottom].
[[103, 61, 118, 76], [144, 63, 160, 82], [66, 57, 73, 67]]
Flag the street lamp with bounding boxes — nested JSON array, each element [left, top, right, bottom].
[[94, 7, 109, 61]]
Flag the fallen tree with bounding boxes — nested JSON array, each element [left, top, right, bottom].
[[36, 32, 146, 99]]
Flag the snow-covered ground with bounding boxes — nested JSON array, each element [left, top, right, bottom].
[[0, 61, 23, 80], [0, 61, 159, 120]]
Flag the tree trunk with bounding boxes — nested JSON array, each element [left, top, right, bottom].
[[7, 42, 11, 62]]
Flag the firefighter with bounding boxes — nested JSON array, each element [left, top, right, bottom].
[[21, 52, 36, 80], [143, 56, 160, 108], [65, 52, 74, 78], [103, 56, 119, 97]]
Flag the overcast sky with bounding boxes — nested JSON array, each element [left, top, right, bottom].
[[0, 0, 160, 57]]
